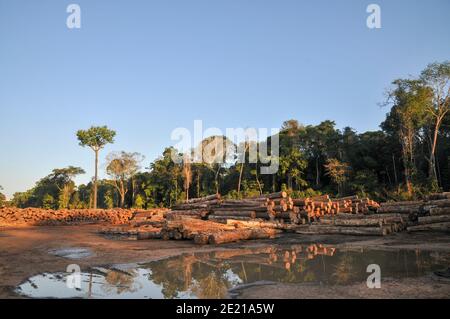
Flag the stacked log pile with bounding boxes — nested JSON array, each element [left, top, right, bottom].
[[290, 195, 380, 224], [167, 194, 222, 219], [158, 217, 281, 245], [0, 208, 149, 226], [294, 213, 406, 236], [100, 208, 169, 238], [407, 193, 450, 233], [208, 191, 288, 222], [130, 208, 168, 227]]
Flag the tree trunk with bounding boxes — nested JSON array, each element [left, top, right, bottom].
[[429, 119, 441, 184], [119, 181, 125, 208], [93, 149, 99, 209], [197, 171, 200, 198], [315, 156, 320, 186], [237, 162, 244, 196], [215, 167, 220, 194], [255, 162, 262, 195], [392, 153, 398, 185]]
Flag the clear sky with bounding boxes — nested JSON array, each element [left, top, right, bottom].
[[0, 0, 449, 198]]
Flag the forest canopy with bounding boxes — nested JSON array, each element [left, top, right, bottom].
[[6, 61, 450, 209]]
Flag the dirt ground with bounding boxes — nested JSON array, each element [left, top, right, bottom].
[[0, 225, 449, 299]]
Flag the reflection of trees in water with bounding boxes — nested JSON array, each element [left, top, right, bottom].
[[102, 270, 140, 295], [146, 245, 343, 298], [332, 254, 356, 285], [144, 245, 449, 297], [147, 254, 233, 299], [191, 272, 230, 299]]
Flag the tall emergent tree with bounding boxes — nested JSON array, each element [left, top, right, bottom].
[[77, 126, 116, 209]]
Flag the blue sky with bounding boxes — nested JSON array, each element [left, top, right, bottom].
[[0, 0, 449, 198]]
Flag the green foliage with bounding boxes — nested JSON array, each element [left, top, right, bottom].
[[0, 185, 6, 207], [6, 62, 450, 207], [76, 126, 116, 151], [42, 193, 55, 209]]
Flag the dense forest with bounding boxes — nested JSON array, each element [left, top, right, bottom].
[[1, 61, 449, 209]]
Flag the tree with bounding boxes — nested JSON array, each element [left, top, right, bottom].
[[420, 61, 450, 185], [0, 185, 6, 207], [77, 126, 116, 209], [325, 158, 351, 196], [48, 166, 85, 208], [199, 136, 236, 194], [106, 151, 143, 207], [237, 141, 250, 196], [382, 79, 429, 195], [182, 153, 192, 201]]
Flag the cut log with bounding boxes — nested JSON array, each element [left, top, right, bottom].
[[137, 229, 162, 240], [377, 206, 420, 214], [252, 191, 287, 199], [193, 233, 211, 244], [184, 194, 221, 204], [426, 199, 450, 207], [210, 210, 256, 218], [418, 215, 450, 224], [171, 204, 210, 210], [295, 225, 389, 236], [429, 207, 450, 216], [225, 219, 291, 230], [407, 222, 450, 232], [208, 228, 280, 245], [427, 193, 450, 200], [208, 216, 254, 222], [319, 218, 383, 227]]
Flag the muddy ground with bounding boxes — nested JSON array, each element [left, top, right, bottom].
[[0, 225, 449, 299]]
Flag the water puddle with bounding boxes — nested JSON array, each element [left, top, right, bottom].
[[17, 244, 450, 299], [49, 248, 94, 260]]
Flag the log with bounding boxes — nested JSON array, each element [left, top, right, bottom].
[[208, 215, 254, 222], [210, 210, 256, 218], [377, 206, 420, 214], [337, 195, 359, 201], [171, 204, 210, 210], [184, 194, 221, 204], [426, 199, 450, 207], [210, 206, 269, 212], [319, 218, 383, 227], [407, 222, 450, 233], [272, 199, 287, 206], [225, 219, 290, 230], [292, 199, 310, 206], [295, 225, 389, 236], [252, 191, 287, 199], [219, 199, 269, 205], [429, 207, 450, 216], [136, 229, 162, 240], [427, 193, 450, 200], [418, 215, 450, 224], [380, 201, 422, 207], [208, 228, 280, 245], [272, 204, 288, 212], [167, 209, 209, 216], [311, 195, 330, 201], [208, 229, 253, 244], [323, 213, 402, 220], [193, 233, 211, 244]]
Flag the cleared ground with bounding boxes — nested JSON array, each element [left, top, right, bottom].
[[0, 225, 449, 298]]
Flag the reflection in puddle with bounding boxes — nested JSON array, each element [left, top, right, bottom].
[[17, 244, 450, 299], [49, 248, 94, 260]]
